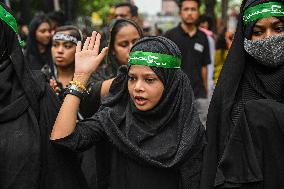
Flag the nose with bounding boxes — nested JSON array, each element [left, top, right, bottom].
[[57, 45, 64, 53], [265, 28, 277, 39], [134, 79, 144, 92]]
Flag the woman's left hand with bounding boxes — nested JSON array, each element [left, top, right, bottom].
[[74, 31, 108, 85]]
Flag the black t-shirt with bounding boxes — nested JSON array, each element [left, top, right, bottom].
[[164, 24, 211, 98]]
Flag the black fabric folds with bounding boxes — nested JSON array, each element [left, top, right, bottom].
[[200, 0, 284, 188], [0, 4, 88, 189]]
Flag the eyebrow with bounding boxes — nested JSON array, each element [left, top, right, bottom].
[[254, 20, 283, 28], [128, 72, 157, 77]]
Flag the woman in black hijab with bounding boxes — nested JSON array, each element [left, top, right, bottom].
[[201, 0, 284, 188], [25, 14, 54, 78], [51, 33, 205, 189], [0, 4, 88, 188]]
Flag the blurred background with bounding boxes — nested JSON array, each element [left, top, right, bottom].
[[0, 0, 241, 35]]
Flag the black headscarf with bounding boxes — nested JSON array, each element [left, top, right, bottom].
[[25, 14, 54, 77], [94, 36, 206, 188], [200, 0, 284, 188]]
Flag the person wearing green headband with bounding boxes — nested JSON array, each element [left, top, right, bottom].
[[201, 0, 284, 189], [0, 3, 89, 189], [51, 33, 205, 189]]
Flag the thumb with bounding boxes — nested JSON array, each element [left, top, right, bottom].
[[96, 47, 109, 64]]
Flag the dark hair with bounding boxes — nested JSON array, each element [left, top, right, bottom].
[[109, 19, 143, 52], [54, 25, 82, 41], [198, 14, 214, 31], [115, 2, 138, 17], [47, 11, 67, 27], [177, 0, 200, 10]]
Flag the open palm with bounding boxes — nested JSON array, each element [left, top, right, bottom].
[[75, 31, 108, 76]]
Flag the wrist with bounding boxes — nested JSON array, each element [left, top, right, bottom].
[[73, 73, 90, 86]]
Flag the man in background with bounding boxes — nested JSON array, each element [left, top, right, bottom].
[[164, 0, 211, 126]]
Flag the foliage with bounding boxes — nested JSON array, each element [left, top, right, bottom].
[[77, 0, 124, 25]]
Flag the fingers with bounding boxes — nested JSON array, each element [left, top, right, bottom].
[[93, 33, 101, 55], [76, 41, 82, 53], [88, 31, 97, 50], [83, 37, 90, 50]]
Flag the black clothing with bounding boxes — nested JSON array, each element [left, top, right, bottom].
[[216, 99, 284, 188], [200, 0, 284, 188], [25, 15, 54, 78], [164, 24, 211, 98], [0, 5, 88, 188], [53, 37, 205, 189]]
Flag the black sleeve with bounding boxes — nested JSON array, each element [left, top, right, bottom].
[[80, 81, 103, 118], [52, 115, 105, 152], [201, 36, 211, 67]]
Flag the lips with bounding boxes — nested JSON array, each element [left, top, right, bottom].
[[55, 57, 64, 62], [134, 96, 147, 106]]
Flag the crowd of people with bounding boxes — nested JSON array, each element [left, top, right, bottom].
[[0, 0, 284, 188]]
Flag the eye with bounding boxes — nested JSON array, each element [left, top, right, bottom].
[[252, 29, 263, 36], [52, 43, 58, 47], [64, 44, 73, 49], [128, 75, 136, 81], [275, 25, 284, 33], [119, 42, 129, 48], [145, 78, 156, 83]]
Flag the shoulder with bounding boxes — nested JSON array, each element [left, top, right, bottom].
[[164, 26, 180, 37], [244, 99, 284, 127]]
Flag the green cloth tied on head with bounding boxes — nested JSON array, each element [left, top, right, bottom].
[[128, 51, 181, 69], [243, 2, 284, 25], [0, 4, 24, 47]]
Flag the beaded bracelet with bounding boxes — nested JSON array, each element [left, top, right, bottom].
[[64, 84, 87, 100], [69, 80, 86, 91]]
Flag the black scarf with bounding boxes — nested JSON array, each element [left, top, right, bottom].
[[94, 36, 206, 188], [200, 0, 284, 188]]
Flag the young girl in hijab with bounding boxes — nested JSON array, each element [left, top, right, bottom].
[[201, 0, 284, 188], [0, 4, 88, 188], [50, 25, 83, 100], [25, 15, 54, 77], [51, 33, 205, 189]]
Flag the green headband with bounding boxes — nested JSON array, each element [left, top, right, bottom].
[[128, 51, 181, 69], [243, 2, 284, 25], [0, 5, 24, 47]]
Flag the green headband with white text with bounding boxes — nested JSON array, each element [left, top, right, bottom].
[[0, 4, 24, 47], [243, 2, 284, 25], [128, 51, 181, 69]]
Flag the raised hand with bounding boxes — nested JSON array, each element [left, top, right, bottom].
[[74, 31, 108, 84]]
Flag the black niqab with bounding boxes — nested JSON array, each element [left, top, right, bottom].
[[200, 0, 284, 188]]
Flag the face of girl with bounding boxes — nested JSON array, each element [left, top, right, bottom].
[[51, 31, 77, 68], [128, 65, 164, 111], [36, 22, 51, 46], [251, 17, 284, 40], [113, 24, 140, 65]]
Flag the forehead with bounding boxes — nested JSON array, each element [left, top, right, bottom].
[[254, 17, 283, 26], [115, 6, 131, 14], [128, 65, 156, 75], [37, 22, 50, 30], [181, 0, 199, 9], [115, 25, 140, 41]]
